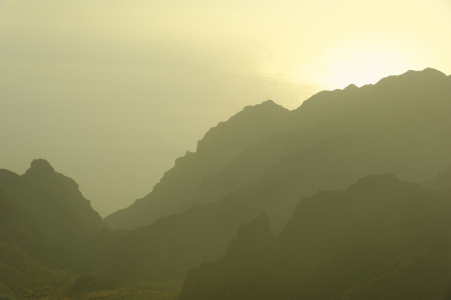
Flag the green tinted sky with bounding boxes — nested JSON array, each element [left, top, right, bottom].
[[1, 0, 450, 109], [1, 1, 450, 215]]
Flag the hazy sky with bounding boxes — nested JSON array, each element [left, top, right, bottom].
[[1, 0, 451, 107], [1, 0, 450, 215]]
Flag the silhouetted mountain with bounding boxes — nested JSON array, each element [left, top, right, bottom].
[[0, 186, 177, 299], [0, 187, 76, 299], [190, 68, 451, 232], [180, 212, 274, 300], [337, 232, 451, 300], [90, 191, 273, 279], [104, 100, 290, 230], [0, 241, 75, 299], [0, 159, 106, 249], [179, 175, 451, 300], [107, 68, 451, 235], [422, 165, 451, 191], [0, 185, 75, 268], [84, 68, 451, 281], [75, 227, 129, 274], [3, 68, 450, 298]]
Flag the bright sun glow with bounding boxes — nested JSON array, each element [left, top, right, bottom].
[[317, 39, 414, 89]]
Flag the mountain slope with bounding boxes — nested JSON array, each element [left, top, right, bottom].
[[179, 175, 451, 300], [0, 187, 76, 299], [0, 185, 75, 269], [104, 100, 290, 230], [0, 159, 106, 249], [422, 165, 451, 191], [184, 68, 451, 232], [107, 68, 451, 232], [338, 232, 451, 300], [87, 68, 451, 281]]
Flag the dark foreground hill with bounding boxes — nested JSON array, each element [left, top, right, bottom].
[[0, 159, 106, 249], [0, 187, 76, 299], [179, 174, 451, 300], [0, 160, 110, 298], [0, 174, 179, 300]]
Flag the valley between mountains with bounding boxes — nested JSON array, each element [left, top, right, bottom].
[[1, 68, 451, 299]]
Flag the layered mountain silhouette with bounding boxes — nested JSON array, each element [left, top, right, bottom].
[[179, 174, 451, 300], [1, 68, 451, 299], [0, 187, 76, 298], [422, 165, 451, 191], [79, 68, 451, 280], [104, 101, 290, 229], [0, 161, 110, 298], [0, 159, 106, 249], [106, 68, 451, 232]]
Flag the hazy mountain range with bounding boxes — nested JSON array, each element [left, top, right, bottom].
[[1, 68, 451, 299], [180, 173, 451, 299]]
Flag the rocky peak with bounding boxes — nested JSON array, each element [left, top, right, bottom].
[[196, 100, 289, 155], [226, 212, 272, 257], [422, 165, 451, 191], [347, 173, 399, 190], [26, 159, 55, 175]]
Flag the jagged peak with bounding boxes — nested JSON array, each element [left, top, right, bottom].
[[22, 159, 60, 182], [344, 83, 359, 91], [432, 165, 451, 177], [226, 211, 272, 256], [235, 212, 271, 239], [417, 67, 447, 77], [27, 159, 55, 174], [295, 67, 448, 114], [256, 99, 276, 106], [346, 173, 401, 193], [249, 211, 270, 228], [196, 100, 289, 153], [375, 67, 448, 86], [240, 99, 287, 113], [422, 165, 451, 191]]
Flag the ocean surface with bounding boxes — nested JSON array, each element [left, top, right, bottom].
[[0, 98, 247, 217]]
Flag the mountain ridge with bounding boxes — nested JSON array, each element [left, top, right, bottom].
[[0, 159, 106, 249], [105, 67, 451, 231], [104, 99, 290, 230], [179, 174, 451, 299], [1, 67, 451, 298], [74, 67, 451, 282]]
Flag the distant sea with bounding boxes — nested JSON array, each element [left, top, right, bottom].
[[0, 98, 244, 217]]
